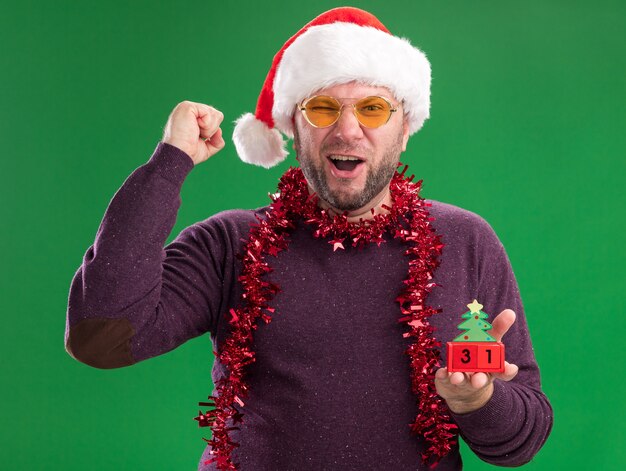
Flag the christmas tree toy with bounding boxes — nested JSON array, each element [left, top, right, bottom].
[[447, 300, 505, 373]]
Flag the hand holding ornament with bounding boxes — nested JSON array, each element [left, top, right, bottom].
[[435, 309, 519, 414]]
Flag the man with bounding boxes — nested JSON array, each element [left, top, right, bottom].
[[65, 7, 552, 470]]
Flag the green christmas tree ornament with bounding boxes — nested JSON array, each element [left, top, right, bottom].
[[453, 299, 496, 342], [446, 300, 505, 372]]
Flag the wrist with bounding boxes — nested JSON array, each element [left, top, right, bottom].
[[162, 139, 195, 162], [148, 142, 196, 185]]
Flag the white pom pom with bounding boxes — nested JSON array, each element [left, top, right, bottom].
[[232, 113, 288, 168]]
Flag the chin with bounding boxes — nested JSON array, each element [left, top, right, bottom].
[[325, 192, 369, 212]]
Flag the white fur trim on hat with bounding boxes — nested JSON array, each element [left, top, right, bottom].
[[273, 22, 431, 138], [233, 113, 288, 168]]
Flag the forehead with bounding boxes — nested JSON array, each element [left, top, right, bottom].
[[311, 82, 397, 101]]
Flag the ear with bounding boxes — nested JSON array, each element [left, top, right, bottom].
[[401, 117, 410, 152]]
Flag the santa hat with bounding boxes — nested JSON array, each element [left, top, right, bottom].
[[233, 7, 431, 168]]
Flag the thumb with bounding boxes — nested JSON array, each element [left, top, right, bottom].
[[490, 309, 516, 342]]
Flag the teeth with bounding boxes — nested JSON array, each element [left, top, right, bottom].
[[329, 155, 361, 161]]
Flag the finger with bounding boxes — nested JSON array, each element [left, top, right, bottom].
[[435, 367, 449, 381], [203, 127, 225, 155], [470, 372, 490, 389], [492, 361, 519, 382], [490, 309, 516, 341], [449, 371, 468, 386], [197, 107, 224, 140]]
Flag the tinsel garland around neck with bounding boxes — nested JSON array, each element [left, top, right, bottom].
[[195, 163, 459, 470]]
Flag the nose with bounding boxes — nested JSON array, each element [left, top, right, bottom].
[[333, 105, 364, 141]]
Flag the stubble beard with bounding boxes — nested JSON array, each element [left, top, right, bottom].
[[293, 128, 404, 212]]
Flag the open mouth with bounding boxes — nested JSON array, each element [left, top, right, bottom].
[[328, 155, 365, 173]]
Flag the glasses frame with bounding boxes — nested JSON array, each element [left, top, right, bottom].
[[297, 95, 399, 129]]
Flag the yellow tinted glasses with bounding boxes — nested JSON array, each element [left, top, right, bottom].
[[298, 95, 399, 129]]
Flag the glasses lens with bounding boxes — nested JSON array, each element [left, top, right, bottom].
[[355, 96, 392, 128], [304, 96, 341, 127]]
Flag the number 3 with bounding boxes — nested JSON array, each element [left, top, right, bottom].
[[461, 348, 471, 364]]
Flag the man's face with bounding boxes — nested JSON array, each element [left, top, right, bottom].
[[293, 83, 410, 213]]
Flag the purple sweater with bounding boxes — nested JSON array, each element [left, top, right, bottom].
[[65, 142, 552, 470]]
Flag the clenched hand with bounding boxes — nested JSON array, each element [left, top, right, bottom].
[[162, 101, 226, 165]]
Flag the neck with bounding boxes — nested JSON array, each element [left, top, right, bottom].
[[308, 185, 393, 223]]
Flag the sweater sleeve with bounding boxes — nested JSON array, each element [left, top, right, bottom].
[[450, 224, 553, 466], [65, 141, 222, 368]]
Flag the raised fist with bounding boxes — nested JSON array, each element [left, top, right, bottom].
[[162, 101, 226, 165]]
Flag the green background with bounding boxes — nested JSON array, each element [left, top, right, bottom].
[[2, 1, 624, 469]]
